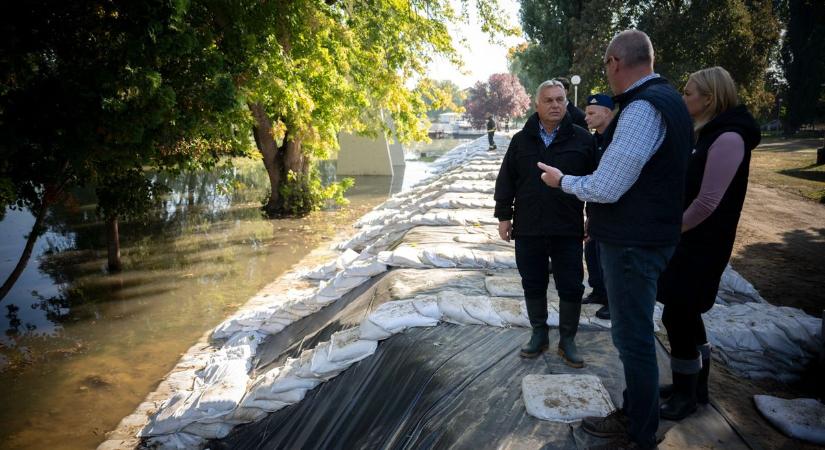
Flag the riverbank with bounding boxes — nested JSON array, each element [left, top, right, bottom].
[[0, 160, 408, 450]]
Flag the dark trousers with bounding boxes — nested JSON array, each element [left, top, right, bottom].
[[515, 236, 584, 320], [661, 302, 708, 363], [584, 238, 606, 296], [487, 132, 495, 146], [600, 242, 674, 448]]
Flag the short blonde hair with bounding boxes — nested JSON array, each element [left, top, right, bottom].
[[687, 66, 739, 132]]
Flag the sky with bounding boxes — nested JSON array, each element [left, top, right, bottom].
[[424, 0, 525, 90]]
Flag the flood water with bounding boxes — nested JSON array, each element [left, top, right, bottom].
[[0, 140, 471, 450]]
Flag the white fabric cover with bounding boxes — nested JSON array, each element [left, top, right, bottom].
[[522, 374, 615, 422], [754, 395, 825, 445]]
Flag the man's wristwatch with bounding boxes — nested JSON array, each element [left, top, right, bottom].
[[558, 174, 565, 187]]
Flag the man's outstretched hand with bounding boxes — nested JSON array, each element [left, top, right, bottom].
[[537, 162, 563, 188]]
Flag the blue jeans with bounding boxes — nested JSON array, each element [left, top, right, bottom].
[[600, 242, 674, 448], [584, 238, 606, 296]]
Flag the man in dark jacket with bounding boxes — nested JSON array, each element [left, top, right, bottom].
[[556, 76, 588, 129], [538, 30, 693, 449], [486, 115, 497, 149], [494, 79, 597, 368]]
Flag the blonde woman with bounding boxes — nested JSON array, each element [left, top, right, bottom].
[[657, 66, 761, 420]]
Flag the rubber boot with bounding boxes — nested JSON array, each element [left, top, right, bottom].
[[557, 300, 584, 368], [661, 357, 710, 404], [660, 371, 698, 420], [696, 357, 710, 404], [520, 297, 549, 358]]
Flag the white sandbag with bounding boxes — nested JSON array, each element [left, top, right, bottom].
[[304, 249, 360, 280], [717, 265, 766, 304], [437, 291, 485, 325], [327, 327, 378, 363], [412, 295, 443, 320], [461, 295, 507, 327], [359, 300, 439, 340], [378, 247, 428, 269], [315, 273, 370, 303], [522, 374, 615, 422], [387, 269, 487, 299], [485, 275, 523, 297], [180, 420, 234, 439], [754, 395, 825, 445], [491, 297, 530, 327], [342, 258, 387, 277], [310, 342, 352, 378], [143, 432, 205, 450]]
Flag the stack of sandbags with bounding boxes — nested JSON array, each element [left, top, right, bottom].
[[704, 302, 821, 382]]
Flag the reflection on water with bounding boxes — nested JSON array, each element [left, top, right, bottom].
[[0, 152, 445, 449]]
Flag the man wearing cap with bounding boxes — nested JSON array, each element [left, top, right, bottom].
[[555, 76, 588, 129], [582, 93, 615, 320]]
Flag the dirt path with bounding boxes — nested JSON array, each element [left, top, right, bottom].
[[730, 182, 825, 316], [704, 179, 825, 450]]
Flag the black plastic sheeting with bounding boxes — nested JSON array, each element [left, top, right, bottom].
[[211, 322, 672, 450]]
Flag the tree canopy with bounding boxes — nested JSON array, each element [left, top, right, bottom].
[[509, 0, 780, 113], [464, 73, 531, 129]]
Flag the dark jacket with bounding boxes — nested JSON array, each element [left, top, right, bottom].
[[658, 104, 760, 310], [587, 77, 693, 247], [486, 118, 496, 133], [567, 102, 588, 129], [494, 112, 597, 238]]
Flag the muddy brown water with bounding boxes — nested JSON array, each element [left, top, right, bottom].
[[0, 145, 468, 450]]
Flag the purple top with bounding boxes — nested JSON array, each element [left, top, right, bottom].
[[682, 132, 745, 231]]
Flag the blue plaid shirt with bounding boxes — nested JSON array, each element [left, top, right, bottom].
[[560, 74, 666, 203], [539, 121, 559, 147]]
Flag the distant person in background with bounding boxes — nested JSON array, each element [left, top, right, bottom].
[[556, 76, 588, 129], [657, 66, 760, 420], [581, 94, 615, 321], [487, 115, 497, 149]]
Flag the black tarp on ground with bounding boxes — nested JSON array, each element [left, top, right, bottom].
[[212, 323, 672, 450]]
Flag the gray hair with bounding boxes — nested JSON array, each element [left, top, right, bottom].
[[535, 79, 566, 101], [606, 29, 654, 69]]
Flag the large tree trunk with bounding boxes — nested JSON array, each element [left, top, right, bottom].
[[249, 102, 285, 213], [0, 193, 52, 302], [107, 216, 122, 273], [248, 103, 310, 216]]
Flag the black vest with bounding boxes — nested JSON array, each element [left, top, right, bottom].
[[588, 77, 693, 247], [681, 104, 760, 246]]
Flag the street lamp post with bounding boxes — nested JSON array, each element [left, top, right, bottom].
[[571, 75, 581, 107]]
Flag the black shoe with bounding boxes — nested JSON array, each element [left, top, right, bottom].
[[581, 409, 629, 438], [660, 371, 698, 420], [520, 326, 549, 358], [583, 292, 607, 305], [595, 305, 610, 320]]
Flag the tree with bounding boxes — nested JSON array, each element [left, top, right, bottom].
[[417, 79, 466, 120], [509, 0, 781, 115], [780, 0, 825, 134], [0, 1, 252, 299], [209, 0, 514, 217], [464, 73, 531, 129]]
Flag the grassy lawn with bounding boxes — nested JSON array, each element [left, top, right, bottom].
[[750, 137, 825, 203]]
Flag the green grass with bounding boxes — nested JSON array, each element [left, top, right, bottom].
[[750, 138, 825, 203]]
